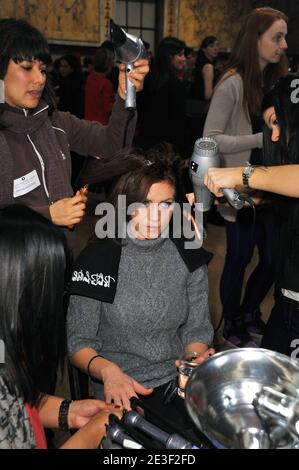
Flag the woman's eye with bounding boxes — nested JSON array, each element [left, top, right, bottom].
[[159, 201, 173, 209], [142, 201, 150, 208], [22, 66, 32, 71], [273, 119, 279, 126]]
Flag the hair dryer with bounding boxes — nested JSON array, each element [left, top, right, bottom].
[[189, 137, 244, 211], [109, 19, 147, 111]]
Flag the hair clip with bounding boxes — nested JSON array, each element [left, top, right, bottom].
[[145, 159, 154, 166]]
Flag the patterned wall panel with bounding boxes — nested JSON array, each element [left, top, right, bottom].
[[0, 0, 103, 44], [177, 0, 251, 50], [164, 0, 179, 37], [99, 0, 115, 43]]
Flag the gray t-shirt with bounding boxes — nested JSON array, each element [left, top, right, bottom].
[[67, 236, 213, 397]]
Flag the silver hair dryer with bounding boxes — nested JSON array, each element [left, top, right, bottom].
[[189, 137, 244, 211], [109, 19, 147, 111]]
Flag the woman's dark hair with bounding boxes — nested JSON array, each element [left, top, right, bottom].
[[107, 144, 184, 239], [200, 36, 218, 50], [195, 36, 218, 69], [58, 54, 82, 76], [83, 144, 183, 240], [0, 205, 67, 406], [219, 7, 288, 116], [147, 36, 186, 91], [0, 18, 57, 110], [261, 73, 299, 165], [109, 144, 183, 205], [93, 48, 114, 74]]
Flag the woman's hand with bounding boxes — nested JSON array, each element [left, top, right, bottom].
[[204, 167, 243, 197], [60, 408, 123, 449], [118, 58, 149, 99], [68, 399, 120, 429], [101, 363, 153, 410], [185, 192, 195, 206], [49, 192, 87, 228], [175, 347, 215, 368]]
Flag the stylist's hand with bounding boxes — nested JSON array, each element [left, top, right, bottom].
[[49, 192, 87, 228], [102, 364, 153, 410], [118, 58, 149, 99], [175, 347, 215, 368], [204, 167, 243, 197], [68, 399, 120, 429]]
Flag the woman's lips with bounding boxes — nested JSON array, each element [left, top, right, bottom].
[[28, 90, 42, 98]]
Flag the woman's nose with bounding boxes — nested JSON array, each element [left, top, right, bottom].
[[271, 126, 280, 142], [149, 204, 160, 221], [281, 38, 288, 50], [33, 69, 45, 85]]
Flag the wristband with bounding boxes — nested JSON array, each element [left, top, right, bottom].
[[58, 399, 72, 431], [87, 354, 103, 379]]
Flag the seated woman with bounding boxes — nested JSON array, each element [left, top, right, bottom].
[[67, 146, 214, 438], [0, 204, 120, 449], [204, 74, 299, 356]]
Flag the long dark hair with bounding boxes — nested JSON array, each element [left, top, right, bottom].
[[147, 36, 185, 91], [195, 36, 218, 67], [261, 74, 299, 289], [0, 205, 67, 405], [0, 18, 57, 111], [261, 73, 299, 165], [219, 7, 288, 116]]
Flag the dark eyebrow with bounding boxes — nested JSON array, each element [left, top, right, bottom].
[[145, 198, 174, 203]]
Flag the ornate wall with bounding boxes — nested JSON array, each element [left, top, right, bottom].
[[177, 0, 251, 49], [163, 0, 179, 37], [0, 0, 110, 45], [1, 1, 298, 53]]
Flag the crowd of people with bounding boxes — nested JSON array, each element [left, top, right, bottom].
[[1, 5, 299, 449]]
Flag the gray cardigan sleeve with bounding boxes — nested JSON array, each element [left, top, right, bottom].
[[179, 265, 214, 347], [204, 76, 263, 154], [55, 95, 136, 159], [67, 295, 103, 357]]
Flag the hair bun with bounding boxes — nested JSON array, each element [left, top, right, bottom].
[[145, 142, 182, 170]]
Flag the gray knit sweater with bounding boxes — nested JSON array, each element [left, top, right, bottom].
[[67, 236, 213, 395]]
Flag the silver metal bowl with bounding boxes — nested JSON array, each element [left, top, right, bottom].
[[185, 348, 299, 449]]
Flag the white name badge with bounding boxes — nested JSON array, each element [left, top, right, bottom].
[[13, 170, 41, 198]]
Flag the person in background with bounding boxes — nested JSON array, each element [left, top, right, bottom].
[[101, 40, 119, 92], [56, 54, 84, 118], [183, 46, 197, 95], [203, 7, 288, 347], [192, 36, 220, 101], [136, 37, 192, 192], [205, 74, 299, 356], [82, 56, 94, 83], [85, 48, 115, 125], [0, 204, 121, 449]]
